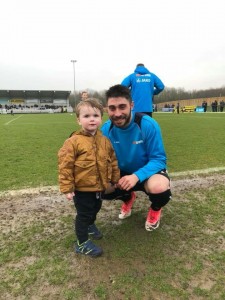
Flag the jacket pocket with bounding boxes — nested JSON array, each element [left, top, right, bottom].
[[74, 160, 97, 187]]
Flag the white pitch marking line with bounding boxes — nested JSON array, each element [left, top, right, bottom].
[[4, 115, 23, 125], [170, 166, 225, 177], [0, 166, 224, 196]]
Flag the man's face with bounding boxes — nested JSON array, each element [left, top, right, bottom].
[[107, 97, 133, 128]]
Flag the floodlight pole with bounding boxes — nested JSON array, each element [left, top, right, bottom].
[[71, 60, 77, 107]]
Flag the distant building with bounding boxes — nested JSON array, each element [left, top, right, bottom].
[[0, 90, 73, 114], [0, 90, 71, 108]]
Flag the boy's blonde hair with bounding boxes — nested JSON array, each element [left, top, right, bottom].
[[75, 98, 104, 117]]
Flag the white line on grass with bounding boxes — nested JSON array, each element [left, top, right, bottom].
[[170, 166, 225, 177], [16, 122, 74, 125], [4, 115, 23, 125], [0, 167, 224, 197]]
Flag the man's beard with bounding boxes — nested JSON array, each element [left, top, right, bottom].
[[110, 111, 132, 128]]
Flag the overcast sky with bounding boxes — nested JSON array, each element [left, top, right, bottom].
[[1, 0, 225, 93]]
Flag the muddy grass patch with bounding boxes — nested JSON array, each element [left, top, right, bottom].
[[1, 174, 225, 299]]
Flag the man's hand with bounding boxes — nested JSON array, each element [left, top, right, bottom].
[[117, 174, 139, 191], [65, 192, 75, 201]]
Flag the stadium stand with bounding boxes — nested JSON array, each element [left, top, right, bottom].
[[0, 90, 73, 114]]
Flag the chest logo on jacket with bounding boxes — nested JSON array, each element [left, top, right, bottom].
[[132, 140, 143, 145]]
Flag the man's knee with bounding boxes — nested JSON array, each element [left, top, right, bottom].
[[145, 173, 170, 194], [149, 189, 172, 210]]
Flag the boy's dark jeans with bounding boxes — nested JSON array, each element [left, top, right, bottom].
[[73, 191, 102, 244]]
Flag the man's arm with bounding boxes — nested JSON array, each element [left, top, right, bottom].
[[58, 139, 76, 194], [133, 118, 167, 182], [121, 74, 132, 88], [153, 75, 165, 95]]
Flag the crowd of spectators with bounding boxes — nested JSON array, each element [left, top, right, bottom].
[[0, 104, 73, 114], [164, 103, 175, 109], [161, 103, 175, 112], [1, 100, 224, 114], [210, 100, 225, 112], [0, 104, 64, 110]]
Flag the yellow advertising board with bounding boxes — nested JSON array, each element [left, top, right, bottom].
[[10, 98, 24, 104]]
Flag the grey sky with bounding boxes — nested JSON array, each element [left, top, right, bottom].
[[1, 0, 225, 92]]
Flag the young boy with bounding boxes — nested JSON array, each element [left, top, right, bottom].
[[58, 99, 120, 257]]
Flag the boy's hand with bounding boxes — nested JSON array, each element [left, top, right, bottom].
[[65, 192, 75, 201]]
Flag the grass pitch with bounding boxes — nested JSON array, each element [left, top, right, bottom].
[[0, 112, 225, 299], [1, 112, 225, 191]]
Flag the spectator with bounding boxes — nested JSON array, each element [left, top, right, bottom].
[[81, 91, 89, 101], [202, 100, 208, 112], [215, 100, 218, 112], [211, 101, 217, 112], [219, 100, 224, 112], [121, 63, 164, 117]]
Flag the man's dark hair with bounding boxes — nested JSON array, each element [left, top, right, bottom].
[[136, 63, 145, 67], [105, 84, 132, 103]]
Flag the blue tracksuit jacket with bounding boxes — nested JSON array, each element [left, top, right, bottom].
[[101, 114, 167, 182], [121, 66, 164, 113]]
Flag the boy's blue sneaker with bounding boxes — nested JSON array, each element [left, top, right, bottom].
[[88, 224, 103, 240], [75, 239, 103, 257]]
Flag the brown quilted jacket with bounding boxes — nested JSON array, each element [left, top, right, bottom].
[[58, 129, 120, 193]]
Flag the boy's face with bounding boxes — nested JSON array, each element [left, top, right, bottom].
[[77, 106, 102, 135]]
